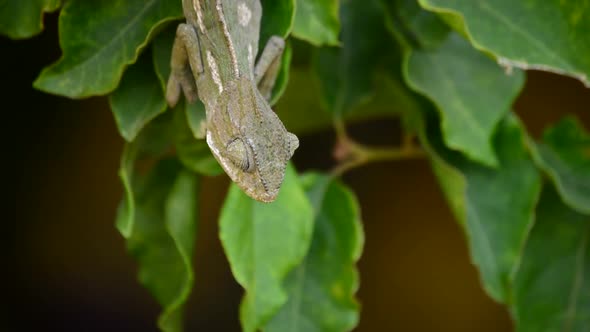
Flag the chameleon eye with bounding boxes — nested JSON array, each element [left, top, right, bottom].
[[226, 137, 255, 172]]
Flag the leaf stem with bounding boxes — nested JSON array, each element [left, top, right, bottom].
[[331, 118, 425, 176]]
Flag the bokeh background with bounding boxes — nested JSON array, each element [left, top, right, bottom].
[[4, 14, 590, 332]]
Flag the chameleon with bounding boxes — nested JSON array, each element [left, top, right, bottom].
[[166, 0, 299, 203]]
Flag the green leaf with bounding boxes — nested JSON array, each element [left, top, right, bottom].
[[115, 110, 202, 248], [266, 174, 363, 332], [292, 0, 340, 46], [117, 144, 140, 239], [183, 100, 207, 138], [260, 0, 295, 47], [116, 158, 198, 332], [220, 164, 314, 332], [115, 107, 202, 332], [273, 66, 334, 134], [418, 0, 590, 86], [176, 134, 223, 177], [276, 56, 422, 135], [512, 185, 590, 332], [420, 112, 542, 302], [0, 0, 61, 39], [116, 113, 179, 238], [109, 49, 167, 142], [313, 0, 391, 116], [174, 104, 223, 176], [152, 24, 177, 91], [405, 33, 525, 166], [33, 0, 182, 98], [269, 41, 293, 106], [530, 117, 590, 215], [259, 0, 294, 107], [382, 0, 450, 51]]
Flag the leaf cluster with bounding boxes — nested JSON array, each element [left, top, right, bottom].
[[3, 0, 590, 331]]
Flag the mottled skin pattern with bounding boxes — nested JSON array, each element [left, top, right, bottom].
[[166, 0, 298, 202]]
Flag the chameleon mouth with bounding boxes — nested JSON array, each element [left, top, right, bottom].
[[256, 189, 278, 203], [241, 179, 279, 202], [241, 177, 280, 203], [231, 183, 276, 203]]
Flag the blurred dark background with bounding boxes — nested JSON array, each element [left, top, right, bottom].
[[3, 14, 590, 332]]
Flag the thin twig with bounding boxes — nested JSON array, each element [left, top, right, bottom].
[[330, 119, 425, 176]]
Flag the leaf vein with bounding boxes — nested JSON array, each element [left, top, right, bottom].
[[56, 0, 159, 78], [425, 54, 488, 141], [477, 0, 573, 70], [563, 226, 589, 332]]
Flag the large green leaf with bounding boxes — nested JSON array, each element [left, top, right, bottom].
[[405, 33, 525, 166], [173, 105, 224, 176], [269, 41, 293, 106], [152, 24, 176, 91], [260, 0, 294, 47], [420, 112, 542, 303], [176, 135, 223, 176], [219, 164, 314, 332], [0, 0, 61, 39], [418, 0, 590, 86], [116, 112, 180, 240], [292, 0, 340, 46], [277, 58, 422, 135], [258, 0, 294, 105], [530, 117, 590, 215], [266, 174, 363, 332], [115, 105, 202, 332], [382, 0, 450, 50], [313, 0, 392, 116], [116, 158, 198, 332], [183, 101, 208, 139], [33, 0, 182, 98], [110, 49, 167, 142], [512, 185, 590, 332]]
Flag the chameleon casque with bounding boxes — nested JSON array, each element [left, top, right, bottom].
[[166, 0, 299, 203]]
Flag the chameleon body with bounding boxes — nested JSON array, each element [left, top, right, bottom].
[[166, 0, 299, 202]]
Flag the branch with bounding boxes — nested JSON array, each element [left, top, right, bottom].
[[331, 118, 425, 176]]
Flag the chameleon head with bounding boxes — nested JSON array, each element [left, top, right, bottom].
[[206, 77, 299, 203]]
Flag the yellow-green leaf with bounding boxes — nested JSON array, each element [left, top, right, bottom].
[[292, 0, 340, 46], [219, 164, 313, 332], [266, 173, 363, 332]]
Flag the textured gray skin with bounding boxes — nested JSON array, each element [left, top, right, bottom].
[[166, 0, 298, 202]]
